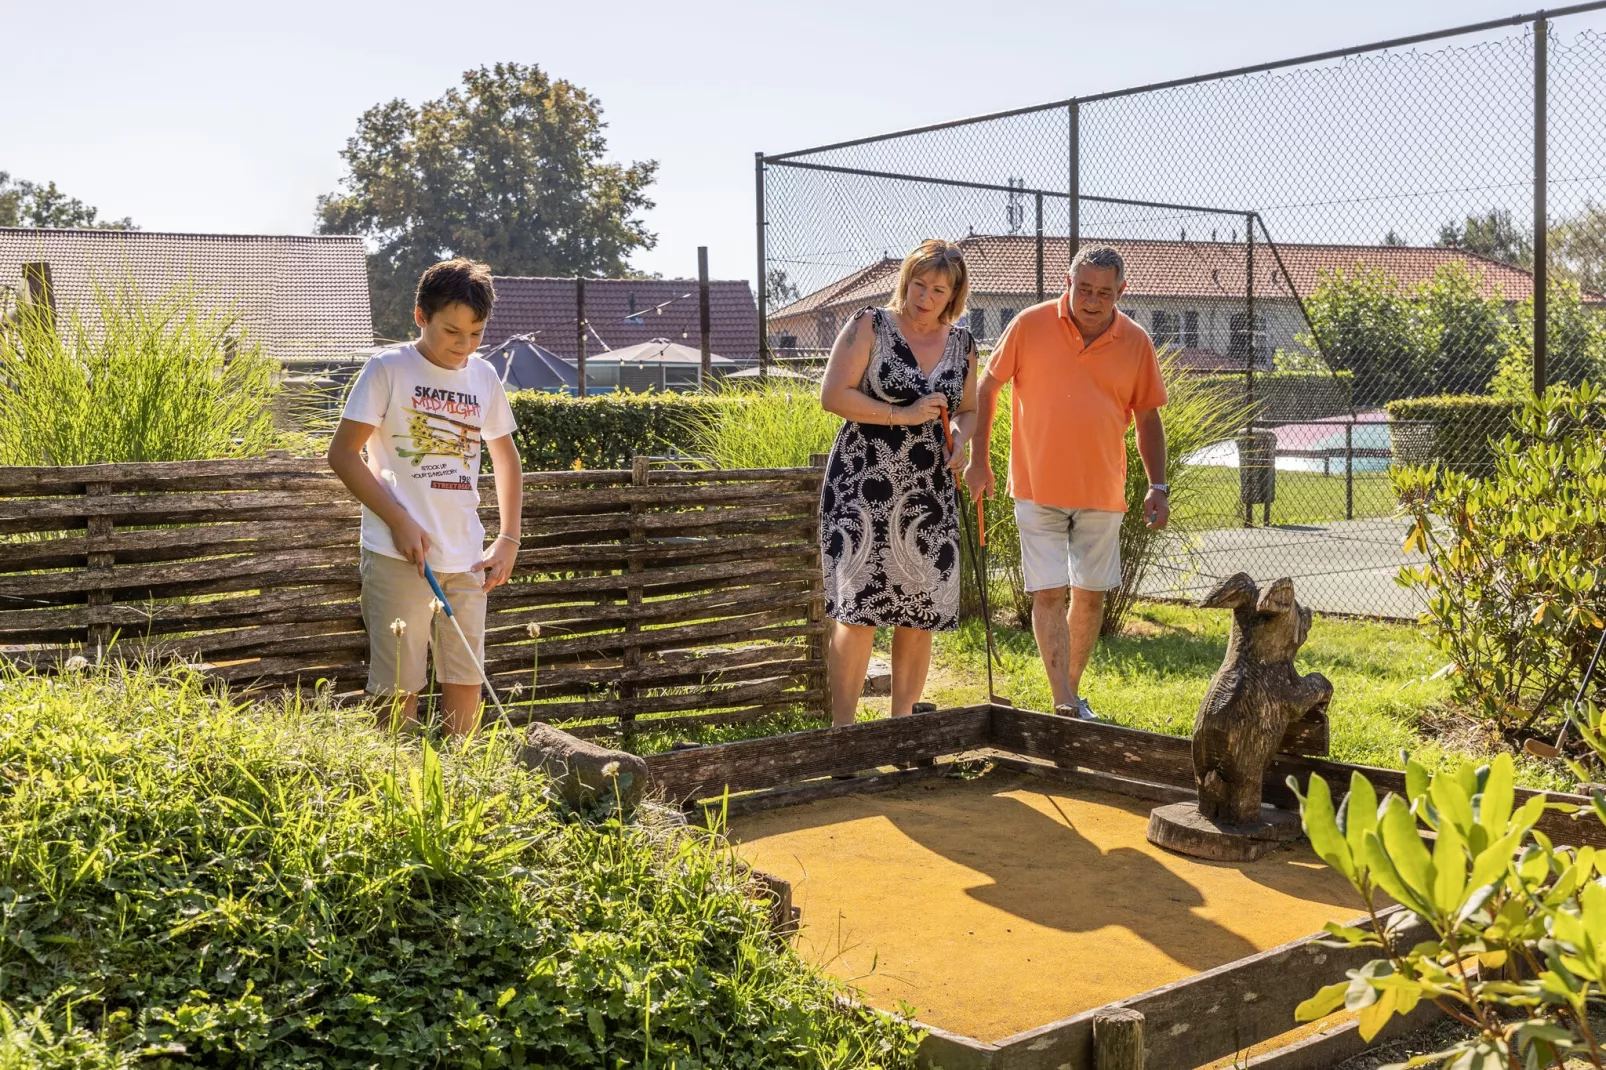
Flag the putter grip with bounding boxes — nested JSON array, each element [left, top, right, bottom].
[[422, 563, 455, 618]]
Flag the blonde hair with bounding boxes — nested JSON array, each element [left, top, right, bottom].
[[887, 239, 969, 324]]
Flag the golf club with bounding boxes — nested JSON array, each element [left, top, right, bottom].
[[423, 561, 510, 722], [938, 400, 1002, 703], [1523, 622, 1606, 760]]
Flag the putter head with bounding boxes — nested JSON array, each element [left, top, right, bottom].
[[1523, 738, 1561, 759]]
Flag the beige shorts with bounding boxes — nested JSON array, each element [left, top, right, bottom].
[[360, 548, 487, 694], [1013, 500, 1125, 593]]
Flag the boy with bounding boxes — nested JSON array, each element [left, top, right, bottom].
[[327, 258, 522, 735]]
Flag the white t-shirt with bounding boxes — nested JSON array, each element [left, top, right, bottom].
[[340, 345, 517, 572]]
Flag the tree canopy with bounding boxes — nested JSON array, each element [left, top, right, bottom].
[[317, 63, 657, 341], [0, 172, 134, 229]]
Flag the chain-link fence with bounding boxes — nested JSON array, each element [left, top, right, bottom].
[[757, 4, 1606, 620]]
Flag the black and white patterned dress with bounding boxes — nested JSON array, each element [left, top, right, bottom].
[[820, 308, 973, 631]]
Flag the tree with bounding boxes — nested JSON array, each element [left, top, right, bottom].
[[1382, 229, 1406, 247], [764, 267, 800, 310], [1489, 279, 1606, 398], [1552, 201, 1606, 297], [1301, 266, 1433, 406], [317, 63, 657, 341], [0, 172, 134, 229], [1436, 207, 1531, 267], [1417, 262, 1507, 394]]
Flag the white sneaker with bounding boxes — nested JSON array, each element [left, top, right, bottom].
[[1072, 697, 1098, 721]]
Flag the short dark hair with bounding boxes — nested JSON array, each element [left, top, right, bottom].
[[416, 258, 496, 322]]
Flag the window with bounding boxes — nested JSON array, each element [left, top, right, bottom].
[[1000, 308, 1016, 332], [1182, 311, 1200, 348], [1227, 313, 1268, 366], [1151, 310, 1179, 346], [625, 293, 644, 325], [968, 308, 987, 340], [584, 363, 620, 391], [665, 366, 700, 392]]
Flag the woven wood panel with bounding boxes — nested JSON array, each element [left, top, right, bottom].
[[0, 457, 827, 737]]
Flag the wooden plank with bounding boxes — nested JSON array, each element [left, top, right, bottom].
[[915, 1025, 1001, 1070], [988, 706, 1196, 787], [990, 911, 1426, 1070], [521, 482, 818, 513], [557, 697, 821, 740], [648, 466, 822, 483], [700, 763, 951, 819], [490, 562, 819, 606], [1269, 753, 1606, 850], [487, 606, 813, 665], [0, 489, 356, 522], [85, 482, 113, 648], [0, 457, 329, 491], [1240, 1002, 1441, 1070], [0, 546, 360, 599], [511, 674, 810, 723], [507, 527, 816, 571], [489, 651, 812, 693], [643, 704, 993, 803], [484, 587, 815, 645]]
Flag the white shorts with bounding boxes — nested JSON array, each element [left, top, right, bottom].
[[1013, 500, 1124, 593]]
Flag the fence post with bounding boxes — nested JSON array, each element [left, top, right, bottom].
[[575, 277, 588, 398], [698, 246, 712, 390], [1345, 422, 1354, 521], [1035, 191, 1046, 303], [755, 151, 770, 379], [620, 456, 650, 739], [1068, 101, 1081, 258], [86, 481, 113, 651], [1245, 215, 1256, 527], [808, 452, 831, 721], [1533, 15, 1549, 398]]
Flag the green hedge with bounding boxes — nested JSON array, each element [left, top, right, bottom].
[[507, 391, 737, 469], [1191, 371, 1354, 422], [1383, 395, 1521, 474]]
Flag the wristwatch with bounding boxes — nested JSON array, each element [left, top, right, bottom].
[[1149, 483, 1170, 495]]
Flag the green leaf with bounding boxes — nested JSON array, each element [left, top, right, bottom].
[[1295, 981, 1349, 1022], [1300, 775, 1353, 880], [1343, 773, 1380, 869], [1364, 829, 1433, 918], [1379, 796, 1436, 910], [1431, 821, 1468, 917], [1358, 987, 1398, 1041], [1477, 753, 1514, 835]]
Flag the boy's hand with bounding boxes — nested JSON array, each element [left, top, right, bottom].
[[391, 516, 433, 577], [480, 537, 518, 592]]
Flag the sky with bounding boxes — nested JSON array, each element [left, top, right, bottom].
[[2, 0, 1596, 289]]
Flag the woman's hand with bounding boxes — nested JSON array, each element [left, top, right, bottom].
[[898, 392, 947, 427], [946, 429, 970, 474]]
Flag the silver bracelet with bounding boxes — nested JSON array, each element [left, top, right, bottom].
[[495, 533, 521, 547]]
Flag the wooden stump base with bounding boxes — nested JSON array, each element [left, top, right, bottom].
[[1145, 801, 1303, 862]]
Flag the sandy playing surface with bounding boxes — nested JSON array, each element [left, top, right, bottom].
[[730, 771, 1368, 1044]]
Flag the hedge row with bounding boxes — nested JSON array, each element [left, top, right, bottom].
[[507, 391, 738, 469], [1383, 395, 1521, 474]]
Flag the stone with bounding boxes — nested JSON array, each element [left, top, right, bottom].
[[516, 722, 649, 810], [862, 656, 892, 697]]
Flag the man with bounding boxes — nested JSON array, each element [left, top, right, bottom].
[[964, 246, 1168, 719]]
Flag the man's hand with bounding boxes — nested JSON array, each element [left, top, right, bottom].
[[480, 536, 518, 592], [1143, 488, 1171, 531], [391, 515, 433, 577], [965, 456, 995, 500]]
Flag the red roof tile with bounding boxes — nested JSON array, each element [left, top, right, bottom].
[[773, 234, 1584, 320], [485, 276, 759, 362]]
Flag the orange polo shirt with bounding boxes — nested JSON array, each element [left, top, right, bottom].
[[987, 295, 1167, 512]]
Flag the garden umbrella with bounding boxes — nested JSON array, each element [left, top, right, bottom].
[[483, 336, 578, 392]]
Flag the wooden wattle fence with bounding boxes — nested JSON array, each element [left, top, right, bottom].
[[0, 457, 828, 738]]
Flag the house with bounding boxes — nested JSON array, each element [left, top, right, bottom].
[[483, 276, 760, 385], [0, 228, 374, 366], [768, 234, 1558, 370]]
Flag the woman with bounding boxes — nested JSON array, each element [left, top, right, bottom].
[[818, 239, 979, 726]]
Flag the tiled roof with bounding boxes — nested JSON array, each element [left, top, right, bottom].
[[484, 276, 759, 362], [0, 228, 373, 362], [773, 234, 1582, 320]]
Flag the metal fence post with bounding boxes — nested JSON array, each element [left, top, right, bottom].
[[576, 276, 587, 399], [1533, 15, 1549, 398], [1035, 191, 1046, 303], [1345, 422, 1354, 521], [698, 246, 712, 390], [755, 151, 770, 379], [1245, 215, 1257, 527], [1068, 100, 1080, 258]]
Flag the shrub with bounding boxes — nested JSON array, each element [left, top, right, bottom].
[[0, 285, 280, 464], [1290, 754, 1603, 1068], [506, 390, 735, 469], [0, 663, 919, 1068], [1394, 383, 1606, 735], [1191, 370, 1353, 422], [1490, 279, 1606, 400], [682, 381, 840, 469], [1383, 395, 1521, 476]]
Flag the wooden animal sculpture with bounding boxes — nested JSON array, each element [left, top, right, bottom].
[[1193, 572, 1332, 824], [1147, 573, 1332, 861]]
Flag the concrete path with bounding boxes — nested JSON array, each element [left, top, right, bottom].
[[1137, 516, 1427, 619]]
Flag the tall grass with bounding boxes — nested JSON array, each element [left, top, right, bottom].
[[684, 381, 841, 468], [0, 661, 920, 1067], [0, 284, 280, 464]]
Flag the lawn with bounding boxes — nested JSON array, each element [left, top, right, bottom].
[[638, 600, 1571, 792], [1176, 465, 1398, 527]]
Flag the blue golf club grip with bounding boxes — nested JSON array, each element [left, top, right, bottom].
[[422, 563, 455, 618]]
